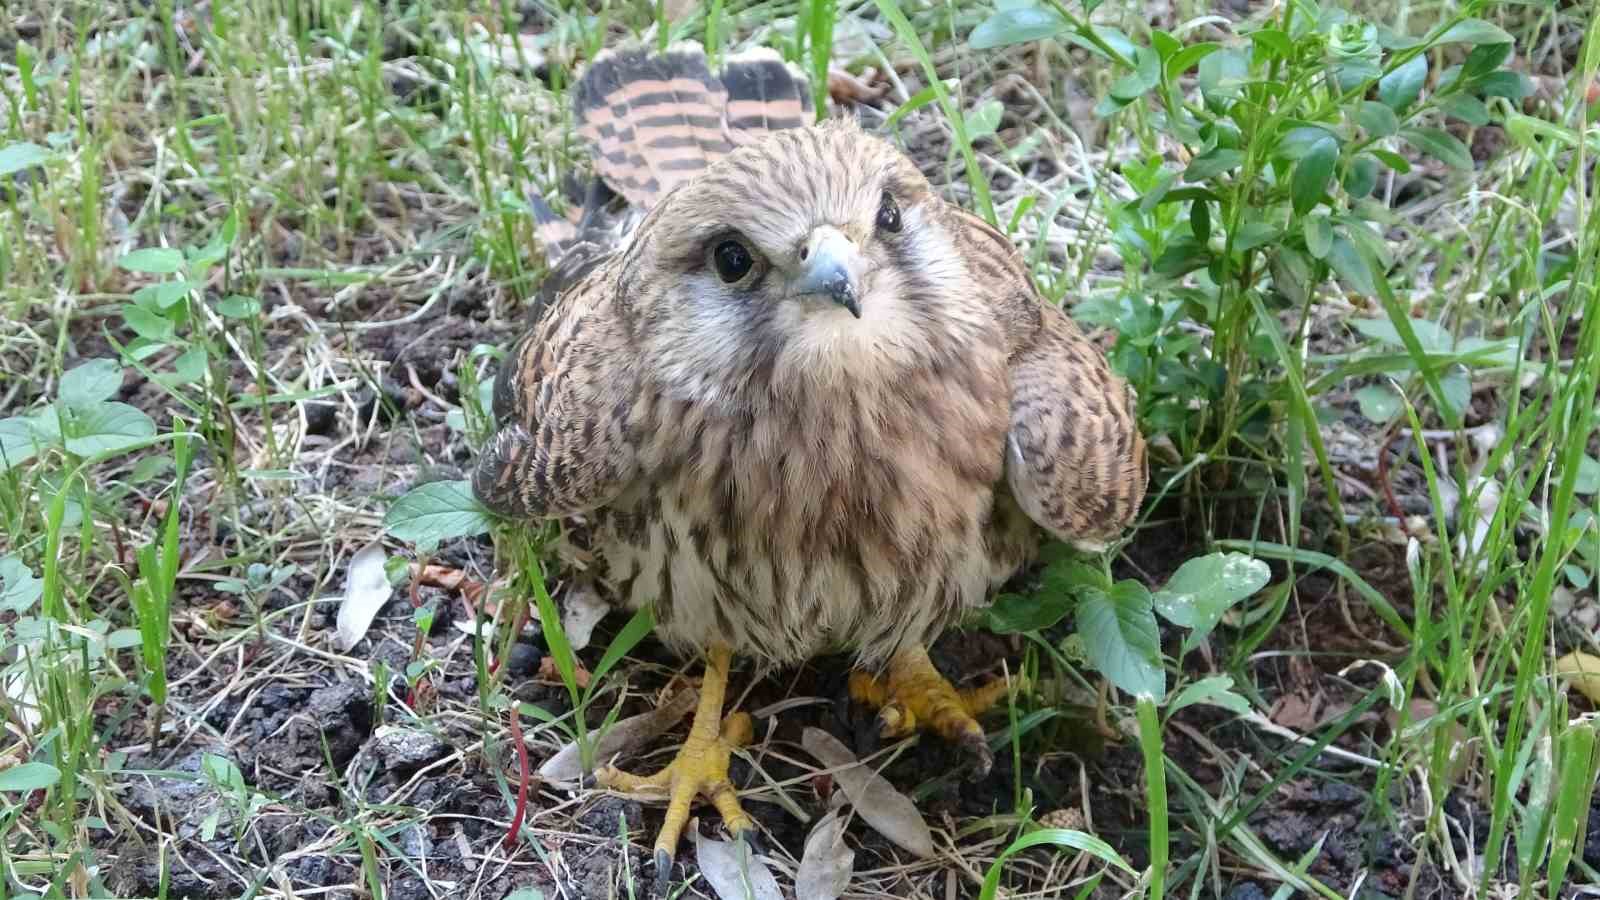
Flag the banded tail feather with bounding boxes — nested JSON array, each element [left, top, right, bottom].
[[526, 42, 812, 318], [571, 40, 811, 215]]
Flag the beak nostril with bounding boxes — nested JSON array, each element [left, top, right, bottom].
[[799, 246, 808, 261]]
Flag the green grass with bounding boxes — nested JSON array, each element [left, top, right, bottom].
[[2, 0, 1599, 897]]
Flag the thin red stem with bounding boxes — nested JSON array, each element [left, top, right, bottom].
[[503, 705, 530, 850]]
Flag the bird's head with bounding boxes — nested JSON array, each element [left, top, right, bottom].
[[618, 117, 979, 398]]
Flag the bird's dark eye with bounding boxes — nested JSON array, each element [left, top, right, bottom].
[[713, 239, 754, 283], [876, 192, 902, 233]]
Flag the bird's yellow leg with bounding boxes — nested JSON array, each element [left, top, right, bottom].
[[848, 644, 1010, 777], [594, 643, 756, 890]]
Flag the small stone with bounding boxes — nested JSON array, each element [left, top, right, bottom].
[[373, 725, 450, 776], [505, 641, 541, 677]]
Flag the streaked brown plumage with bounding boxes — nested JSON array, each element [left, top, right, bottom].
[[475, 42, 1146, 882]]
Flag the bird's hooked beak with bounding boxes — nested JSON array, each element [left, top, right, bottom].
[[794, 226, 866, 318]]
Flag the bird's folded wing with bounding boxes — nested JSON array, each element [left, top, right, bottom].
[[474, 274, 640, 520], [947, 209, 1148, 549], [1004, 306, 1147, 550]]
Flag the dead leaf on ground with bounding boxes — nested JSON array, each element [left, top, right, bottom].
[[801, 727, 935, 859], [334, 542, 392, 651], [828, 67, 888, 105], [1267, 690, 1324, 732], [538, 687, 697, 783], [795, 807, 854, 900], [1555, 652, 1600, 705], [536, 655, 591, 689], [693, 821, 783, 900]]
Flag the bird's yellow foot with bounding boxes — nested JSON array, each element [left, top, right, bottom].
[[593, 644, 757, 892], [848, 644, 1012, 778]]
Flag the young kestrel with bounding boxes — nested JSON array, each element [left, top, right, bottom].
[[474, 42, 1146, 887]]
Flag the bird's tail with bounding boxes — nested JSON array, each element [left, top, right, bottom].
[[573, 40, 813, 211], [521, 41, 811, 321]]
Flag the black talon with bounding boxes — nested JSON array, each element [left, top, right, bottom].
[[961, 731, 994, 781], [580, 772, 598, 790], [734, 826, 765, 857], [654, 848, 673, 894], [854, 710, 885, 757]]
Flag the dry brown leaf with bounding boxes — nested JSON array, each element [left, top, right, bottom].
[[536, 655, 591, 689], [795, 808, 854, 900], [334, 542, 393, 651], [1555, 652, 1600, 704], [801, 727, 935, 859], [827, 67, 888, 105], [694, 822, 783, 900], [1267, 691, 1323, 732], [538, 687, 697, 782]]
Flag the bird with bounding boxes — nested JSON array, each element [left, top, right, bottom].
[[473, 40, 1147, 887]]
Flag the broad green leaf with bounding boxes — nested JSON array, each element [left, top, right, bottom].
[[1355, 384, 1403, 423], [1440, 368, 1471, 422], [986, 558, 1096, 634], [1189, 199, 1211, 241], [0, 141, 52, 176], [117, 247, 184, 274], [1441, 94, 1490, 127], [1575, 455, 1600, 495], [133, 278, 197, 310], [1233, 222, 1279, 252], [59, 359, 124, 409], [1269, 246, 1314, 305], [0, 416, 45, 471], [172, 346, 208, 385], [1401, 127, 1474, 171], [1109, 47, 1160, 101], [968, 4, 1068, 50], [1435, 18, 1513, 46], [1077, 581, 1164, 698], [1474, 70, 1530, 102], [1290, 135, 1337, 216], [1152, 238, 1211, 277], [0, 554, 43, 613], [966, 99, 1004, 139], [1197, 47, 1249, 101], [384, 479, 492, 544], [1368, 148, 1412, 173], [1344, 154, 1379, 198], [132, 280, 196, 310], [987, 591, 1072, 634], [121, 305, 176, 342], [1303, 215, 1333, 259], [1326, 231, 1377, 296], [1152, 552, 1270, 640], [1167, 675, 1251, 716], [216, 295, 261, 319], [1463, 41, 1514, 77], [1247, 29, 1292, 62], [1378, 54, 1427, 110], [1277, 126, 1338, 160], [1164, 42, 1219, 80], [1184, 147, 1243, 181], [1350, 316, 1454, 353], [64, 402, 156, 456], [0, 762, 60, 792], [1353, 100, 1399, 138]]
